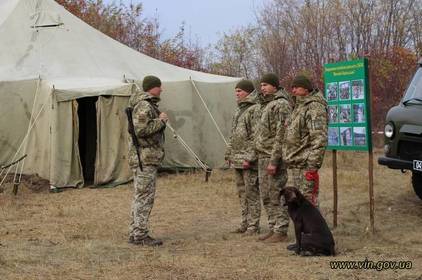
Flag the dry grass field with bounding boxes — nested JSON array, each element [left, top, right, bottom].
[[1, 151, 422, 280]]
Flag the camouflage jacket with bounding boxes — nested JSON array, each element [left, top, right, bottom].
[[225, 92, 260, 169], [127, 91, 166, 168], [255, 89, 292, 166], [283, 89, 328, 170]]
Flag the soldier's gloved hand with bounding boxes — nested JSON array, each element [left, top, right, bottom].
[[266, 163, 277, 175], [304, 169, 319, 181], [159, 112, 169, 122], [242, 160, 251, 170]]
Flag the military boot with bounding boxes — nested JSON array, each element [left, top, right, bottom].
[[243, 228, 260, 236], [230, 224, 248, 234], [129, 235, 163, 246], [257, 231, 273, 241], [263, 232, 287, 243]]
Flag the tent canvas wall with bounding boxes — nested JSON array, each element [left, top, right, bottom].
[[0, 0, 239, 188]]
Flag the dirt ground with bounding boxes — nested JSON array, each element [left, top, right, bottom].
[[1, 151, 422, 280]]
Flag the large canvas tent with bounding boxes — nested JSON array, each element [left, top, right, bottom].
[[0, 0, 239, 188]]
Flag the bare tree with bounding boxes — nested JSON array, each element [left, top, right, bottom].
[[209, 0, 421, 129]]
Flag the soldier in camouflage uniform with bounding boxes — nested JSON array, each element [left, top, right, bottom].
[[225, 80, 261, 235], [127, 75, 168, 246], [255, 73, 292, 243], [283, 75, 328, 208], [283, 75, 328, 252]]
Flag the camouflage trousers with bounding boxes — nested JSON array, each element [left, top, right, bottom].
[[287, 168, 319, 206], [234, 168, 261, 231], [258, 157, 289, 234], [129, 165, 157, 239]]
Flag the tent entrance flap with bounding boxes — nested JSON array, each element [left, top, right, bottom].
[[77, 96, 98, 185]]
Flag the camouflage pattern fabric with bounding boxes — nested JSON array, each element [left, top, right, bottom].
[[283, 90, 328, 170], [129, 165, 158, 239], [127, 90, 165, 240], [234, 169, 261, 231], [255, 89, 293, 166], [226, 92, 261, 231], [288, 168, 319, 206], [258, 157, 289, 234], [127, 91, 166, 169], [225, 92, 260, 168]]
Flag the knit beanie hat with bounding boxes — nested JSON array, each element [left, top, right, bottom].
[[235, 79, 255, 93], [291, 75, 313, 91], [142, 75, 162, 92], [260, 73, 280, 89]]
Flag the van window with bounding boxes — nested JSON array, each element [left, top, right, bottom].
[[403, 68, 422, 102]]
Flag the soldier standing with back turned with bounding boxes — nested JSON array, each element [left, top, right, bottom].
[[127, 75, 168, 246]]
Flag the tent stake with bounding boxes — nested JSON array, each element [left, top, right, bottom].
[[12, 182, 20, 195], [205, 168, 212, 183]]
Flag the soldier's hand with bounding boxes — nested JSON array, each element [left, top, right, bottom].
[[266, 163, 277, 175], [242, 160, 251, 170], [159, 112, 169, 122]]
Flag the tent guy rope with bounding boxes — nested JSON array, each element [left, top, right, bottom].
[[0, 99, 47, 189], [189, 77, 228, 146], [14, 77, 42, 191], [126, 79, 212, 177]]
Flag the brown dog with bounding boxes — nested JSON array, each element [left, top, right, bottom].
[[281, 187, 335, 256]]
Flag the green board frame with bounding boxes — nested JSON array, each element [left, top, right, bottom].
[[324, 58, 372, 151]]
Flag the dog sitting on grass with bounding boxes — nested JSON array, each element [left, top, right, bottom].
[[281, 187, 335, 256]]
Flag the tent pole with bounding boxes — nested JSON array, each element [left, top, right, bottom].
[[189, 77, 228, 146], [167, 123, 211, 169]]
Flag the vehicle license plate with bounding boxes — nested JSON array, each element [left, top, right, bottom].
[[414, 160, 422, 171]]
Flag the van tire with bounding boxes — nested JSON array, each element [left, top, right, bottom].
[[411, 172, 422, 200]]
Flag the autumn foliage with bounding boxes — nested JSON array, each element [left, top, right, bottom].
[[210, 0, 421, 132], [55, 0, 420, 132], [368, 47, 418, 130]]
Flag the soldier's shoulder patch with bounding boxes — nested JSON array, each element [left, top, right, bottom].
[[306, 105, 325, 130], [309, 102, 326, 113], [311, 119, 325, 130]]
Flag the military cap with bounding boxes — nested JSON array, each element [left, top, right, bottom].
[[260, 73, 280, 89], [142, 75, 162, 92], [235, 79, 255, 93], [291, 75, 313, 91]]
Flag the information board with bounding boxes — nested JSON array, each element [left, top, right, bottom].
[[324, 58, 372, 151]]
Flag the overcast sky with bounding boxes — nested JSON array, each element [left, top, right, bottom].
[[105, 0, 265, 46]]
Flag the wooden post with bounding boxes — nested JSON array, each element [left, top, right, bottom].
[[369, 150, 375, 234], [332, 150, 338, 228], [205, 169, 212, 183]]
